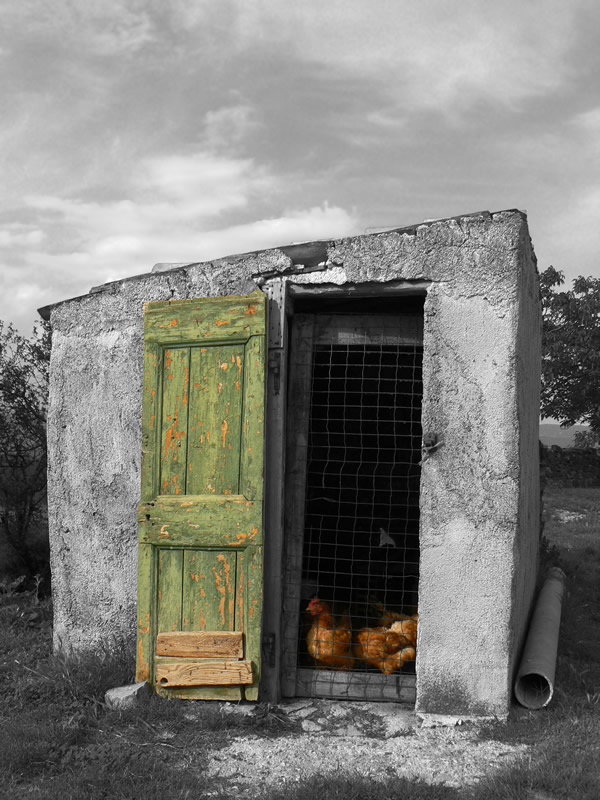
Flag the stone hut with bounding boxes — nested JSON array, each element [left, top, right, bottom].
[[40, 209, 541, 721]]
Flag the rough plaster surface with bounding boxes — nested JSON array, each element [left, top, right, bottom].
[[46, 209, 540, 717], [47, 266, 272, 652]]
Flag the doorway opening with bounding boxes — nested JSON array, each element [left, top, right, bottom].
[[281, 294, 424, 701]]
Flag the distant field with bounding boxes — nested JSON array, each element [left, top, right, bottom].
[[539, 423, 590, 448]]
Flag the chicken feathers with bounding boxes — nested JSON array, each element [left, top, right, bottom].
[[306, 597, 417, 675], [306, 597, 354, 670], [353, 604, 418, 674]]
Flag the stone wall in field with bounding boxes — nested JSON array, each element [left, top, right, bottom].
[[541, 444, 600, 488]]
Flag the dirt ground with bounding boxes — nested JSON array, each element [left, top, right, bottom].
[[187, 699, 528, 797]]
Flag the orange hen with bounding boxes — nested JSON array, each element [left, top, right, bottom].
[[388, 616, 418, 648], [306, 597, 354, 670], [353, 608, 418, 674], [352, 626, 403, 672], [372, 599, 418, 633], [381, 645, 416, 674]]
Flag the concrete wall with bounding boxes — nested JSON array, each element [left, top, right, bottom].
[[45, 209, 541, 718], [47, 254, 285, 652], [414, 213, 541, 719]]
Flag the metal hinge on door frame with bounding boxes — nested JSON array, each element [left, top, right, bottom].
[[268, 349, 282, 395]]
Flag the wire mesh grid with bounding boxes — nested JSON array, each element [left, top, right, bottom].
[[297, 336, 423, 688]]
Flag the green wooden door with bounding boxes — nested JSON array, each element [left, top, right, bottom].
[[136, 291, 265, 699]]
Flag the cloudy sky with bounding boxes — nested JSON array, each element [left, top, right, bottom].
[[1, 1, 599, 336]]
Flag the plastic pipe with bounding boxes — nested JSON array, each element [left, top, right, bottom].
[[514, 566, 566, 709]]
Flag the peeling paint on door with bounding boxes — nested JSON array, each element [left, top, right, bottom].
[[137, 291, 266, 700]]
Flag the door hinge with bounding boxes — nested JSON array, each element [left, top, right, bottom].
[[268, 349, 282, 395], [262, 632, 277, 667]]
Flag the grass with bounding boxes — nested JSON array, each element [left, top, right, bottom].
[[261, 774, 464, 799], [542, 485, 600, 551], [0, 593, 214, 798], [0, 590, 297, 799], [1, 485, 599, 799], [471, 485, 600, 799]]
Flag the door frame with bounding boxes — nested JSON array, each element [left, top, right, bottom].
[[259, 279, 429, 703]]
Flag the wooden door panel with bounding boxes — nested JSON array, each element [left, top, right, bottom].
[[160, 347, 190, 496], [237, 545, 263, 702], [240, 334, 265, 501], [157, 548, 183, 632], [138, 497, 262, 547], [187, 344, 245, 496], [136, 291, 266, 699], [181, 550, 236, 631], [156, 660, 253, 688], [143, 295, 264, 345], [156, 631, 243, 658]]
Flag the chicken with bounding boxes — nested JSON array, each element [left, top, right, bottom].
[[371, 598, 418, 633], [352, 626, 404, 672], [388, 616, 418, 648], [353, 625, 417, 674], [381, 645, 416, 675], [306, 597, 354, 670], [353, 603, 418, 674]]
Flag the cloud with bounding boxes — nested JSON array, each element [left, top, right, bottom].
[[1, 0, 598, 340], [178, 203, 359, 261], [24, 149, 275, 240], [2, 1, 589, 132], [534, 186, 600, 280], [569, 107, 600, 159], [142, 151, 271, 210], [0, 224, 44, 247], [1, 201, 357, 334], [2, 125, 358, 331], [191, 0, 580, 115], [202, 105, 259, 151], [572, 107, 600, 131], [12, 1, 573, 120], [1, 1, 155, 58], [24, 201, 358, 274]]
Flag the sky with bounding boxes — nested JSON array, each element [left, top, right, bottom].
[[1, 0, 599, 337]]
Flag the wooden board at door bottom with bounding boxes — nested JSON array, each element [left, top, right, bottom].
[[155, 631, 243, 658], [156, 660, 253, 687]]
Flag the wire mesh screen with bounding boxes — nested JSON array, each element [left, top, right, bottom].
[[297, 335, 423, 685]]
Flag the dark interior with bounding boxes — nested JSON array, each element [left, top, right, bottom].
[[296, 295, 424, 672]]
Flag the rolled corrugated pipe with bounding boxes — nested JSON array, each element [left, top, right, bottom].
[[514, 566, 566, 709]]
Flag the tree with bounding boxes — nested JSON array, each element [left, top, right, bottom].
[[572, 429, 599, 449], [540, 266, 600, 440], [0, 320, 51, 579]]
